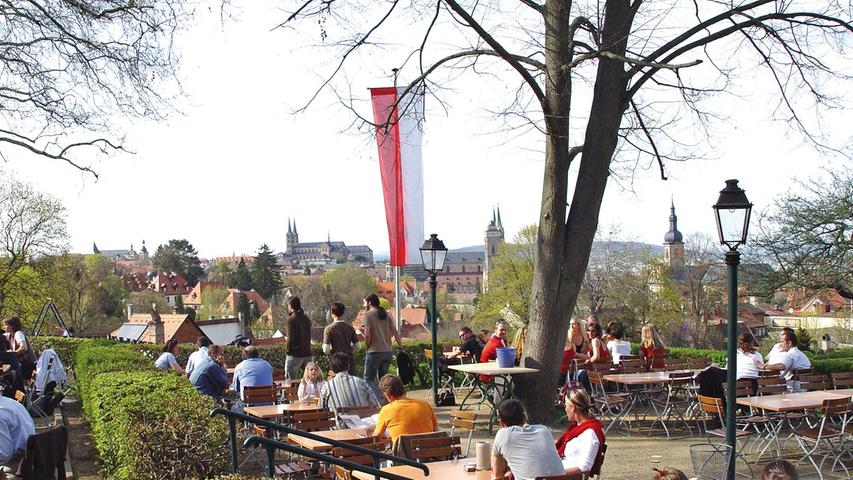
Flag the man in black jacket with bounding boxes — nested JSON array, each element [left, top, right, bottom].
[[284, 296, 313, 380]]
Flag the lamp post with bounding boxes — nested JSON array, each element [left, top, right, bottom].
[[712, 179, 753, 480], [420, 233, 448, 405]]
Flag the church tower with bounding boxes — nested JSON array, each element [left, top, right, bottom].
[[664, 201, 685, 274], [286, 218, 299, 253], [483, 206, 505, 292]]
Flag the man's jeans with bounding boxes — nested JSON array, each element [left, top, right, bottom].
[[364, 351, 394, 404], [285, 355, 313, 380]]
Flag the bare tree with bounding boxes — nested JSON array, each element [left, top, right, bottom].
[[282, 0, 852, 419], [681, 232, 724, 347], [0, 176, 67, 315], [0, 1, 192, 175]]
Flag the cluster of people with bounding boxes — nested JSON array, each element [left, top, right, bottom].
[[735, 327, 811, 392], [1, 317, 37, 396]]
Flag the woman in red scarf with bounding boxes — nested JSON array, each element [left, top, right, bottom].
[[556, 389, 605, 477]]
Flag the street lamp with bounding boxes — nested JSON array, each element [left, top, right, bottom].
[[420, 233, 448, 405], [712, 179, 752, 480]]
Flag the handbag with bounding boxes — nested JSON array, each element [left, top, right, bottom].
[[436, 385, 456, 406]]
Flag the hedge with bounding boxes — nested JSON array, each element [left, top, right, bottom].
[[70, 341, 230, 480], [811, 348, 853, 360], [812, 359, 853, 375]]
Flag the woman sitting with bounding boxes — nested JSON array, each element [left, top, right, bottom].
[[556, 389, 606, 479], [605, 323, 631, 364], [154, 339, 185, 374], [577, 323, 609, 392], [297, 362, 326, 402], [639, 325, 667, 370], [735, 332, 764, 394], [560, 323, 588, 385]]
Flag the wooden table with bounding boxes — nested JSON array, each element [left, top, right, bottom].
[[287, 428, 373, 452], [244, 403, 322, 420], [736, 390, 853, 412], [352, 459, 491, 480]]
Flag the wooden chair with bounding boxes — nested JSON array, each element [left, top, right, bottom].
[[449, 410, 478, 456], [832, 372, 853, 389], [330, 436, 390, 479], [587, 371, 632, 434], [798, 374, 832, 391], [792, 397, 851, 478], [757, 376, 787, 396], [272, 368, 286, 382], [242, 385, 277, 406], [687, 357, 711, 370], [618, 359, 644, 374], [290, 410, 336, 432], [758, 369, 778, 378], [281, 384, 299, 403], [409, 435, 462, 462], [664, 358, 688, 371]]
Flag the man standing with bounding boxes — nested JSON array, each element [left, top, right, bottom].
[[319, 353, 379, 414], [491, 399, 566, 480], [362, 294, 402, 402], [322, 303, 361, 374], [373, 375, 438, 444], [285, 296, 313, 380], [447, 326, 483, 361], [231, 346, 274, 412], [189, 345, 229, 402], [185, 336, 212, 377], [0, 396, 34, 473], [766, 330, 812, 392]]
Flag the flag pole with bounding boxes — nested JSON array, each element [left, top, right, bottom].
[[394, 265, 401, 332]]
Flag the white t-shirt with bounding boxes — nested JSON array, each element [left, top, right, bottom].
[[185, 347, 209, 376], [10, 331, 28, 351], [766, 343, 786, 365], [735, 349, 764, 380], [0, 396, 35, 465], [779, 347, 811, 381], [155, 352, 179, 371], [492, 424, 565, 480], [607, 340, 632, 364], [560, 429, 600, 473]]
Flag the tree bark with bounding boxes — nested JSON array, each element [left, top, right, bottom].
[[517, 0, 634, 422]]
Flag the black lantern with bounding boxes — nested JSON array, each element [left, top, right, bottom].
[[713, 179, 753, 251], [420, 234, 448, 274]]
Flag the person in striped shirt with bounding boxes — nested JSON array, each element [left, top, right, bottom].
[[319, 352, 379, 413]]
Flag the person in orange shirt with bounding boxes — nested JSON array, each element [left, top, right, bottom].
[[373, 375, 438, 443]]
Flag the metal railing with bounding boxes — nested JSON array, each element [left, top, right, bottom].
[[209, 408, 430, 477]]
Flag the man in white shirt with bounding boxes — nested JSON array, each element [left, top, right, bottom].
[[0, 396, 35, 470], [184, 336, 211, 377], [766, 330, 811, 391], [492, 399, 565, 480], [766, 327, 794, 365]]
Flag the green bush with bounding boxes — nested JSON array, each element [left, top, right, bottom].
[[630, 343, 729, 367], [71, 341, 230, 480], [811, 348, 853, 360], [812, 358, 853, 375]]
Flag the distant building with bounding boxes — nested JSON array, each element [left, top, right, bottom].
[[94, 240, 152, 273], [111, 313, 203, 344], [663, 201, 686, 279], [283, 218, 373, 265], [483, 206, 505, 291], [121, 272, 192, 308]]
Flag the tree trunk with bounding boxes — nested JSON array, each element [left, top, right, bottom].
[[517, 0, 634, 422]]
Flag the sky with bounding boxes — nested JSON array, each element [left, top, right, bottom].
[[5, 2, 851, 260]]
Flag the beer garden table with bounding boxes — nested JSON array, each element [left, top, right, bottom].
[[351, 459, 492, 480], [448, 362, 538, 432], [287, 427, 374, 452]]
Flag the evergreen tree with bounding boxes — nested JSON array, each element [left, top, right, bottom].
[[231, 258, 253, 292], [252, 244, 284, 300], [152, 239, 204, 286], [174, 293, 185, 314]]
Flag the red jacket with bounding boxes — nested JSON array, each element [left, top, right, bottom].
[[479, 335, 508, 381], [555, 419, 606, 471], [639, 345, 667, 370]]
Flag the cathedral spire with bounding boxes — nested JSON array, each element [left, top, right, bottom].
[[496, 205, 503, 231], [288, 218, 292, 235], [293, 219, 298, 235], [664, 200, 683, 244]]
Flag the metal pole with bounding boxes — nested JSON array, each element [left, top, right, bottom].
[[395, 265, 401, 332], [430, 273, 439, 405], [227, 416, 238, 473], [725, 249, 740, 480]]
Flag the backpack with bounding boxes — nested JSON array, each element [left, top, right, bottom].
[[396, 351, 415, 385]]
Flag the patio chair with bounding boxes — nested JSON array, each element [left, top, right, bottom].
[[832, 372, 853, 389], [408, 435, 461, 462], [664, 358, 689, 371], [588, 371, 632, 435], [798, 374, 832, 392], [9, 425, 67, 480], [281, 384, 299, 403], [687, 357, 711, 370], [449, 410, 478, 456], [330, 436, 390, 477], [290, 410, 337, 432], [242, 385, 277, 406], [793, 396, 851, 479], [694, 395, 753, 478], [648, 371, 694, 439], [721, 380, 774, 456]]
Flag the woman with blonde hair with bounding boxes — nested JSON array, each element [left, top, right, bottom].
[[639, 324, 667, 370], [556, 389, 606, 477], [297, 362, 326, 402], [560, 322, 588, 385]]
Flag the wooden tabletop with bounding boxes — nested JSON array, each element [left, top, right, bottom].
[[736, 390, 853, 412], [243, 403, 322, 419], [287, 428, 373, 452], [448, 362, 538, 376], [351, 459, 492, 480], [602, 370, 698, 385]]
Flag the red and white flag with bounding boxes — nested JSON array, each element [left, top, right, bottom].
[[369, 86, 425, 266]]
